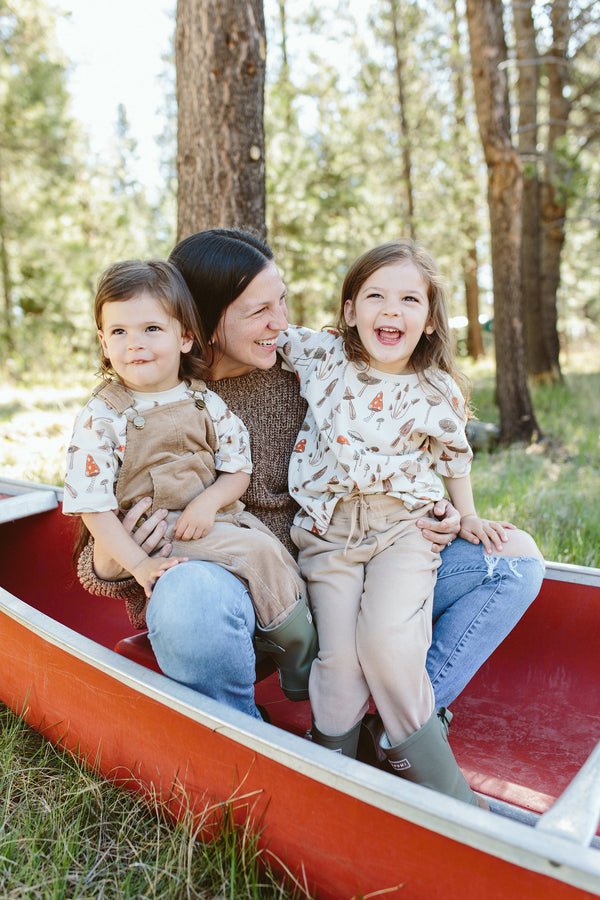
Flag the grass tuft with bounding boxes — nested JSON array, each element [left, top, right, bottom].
[[0, 707, 308, 899], [464, 359, 600, 567]]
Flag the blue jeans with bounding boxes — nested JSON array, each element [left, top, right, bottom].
[[146, 539, 544, 718], [146, 561, 263, 720], [428, 538, 544, 706]]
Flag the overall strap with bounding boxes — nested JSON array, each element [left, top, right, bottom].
[[91, 380, 134, 415]]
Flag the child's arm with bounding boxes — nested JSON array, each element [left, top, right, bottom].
[[82, 510, 185, 597], [442, 475, 514, 554], [173, 471, 251, 541]]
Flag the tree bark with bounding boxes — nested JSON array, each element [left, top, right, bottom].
[[175, 0, 267, 241], [466, 0, 540, 443], [512, 0, 546, 378], [450, 0, 483, 360], [539, 0, 570, 383], [464, 245, 484, 359], [0, 162, 14, 351], [389, 0, 416, 238]]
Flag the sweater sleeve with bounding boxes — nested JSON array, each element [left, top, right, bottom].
[[77, 540, 148, 629]]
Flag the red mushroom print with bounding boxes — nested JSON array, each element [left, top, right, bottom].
[[85, 454, 101, 493], [294, 438, 307, 452], [365, 392, 384, 421], [336, 435, 351, 445], [85, 455, 100, 477]]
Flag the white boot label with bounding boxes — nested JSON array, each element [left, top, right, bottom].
[[389, 757, 411, 771]]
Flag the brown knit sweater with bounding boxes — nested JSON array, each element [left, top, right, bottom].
[[77, 361, 308, 628]]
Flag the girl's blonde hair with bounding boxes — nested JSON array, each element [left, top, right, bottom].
[[94, 259, 208, 381], [338, 239, 471, 408]]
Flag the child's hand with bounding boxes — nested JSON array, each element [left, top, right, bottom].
[[459, 515, 515, 554], [174, 493, 218, 541], [131, 555, 188, 598]]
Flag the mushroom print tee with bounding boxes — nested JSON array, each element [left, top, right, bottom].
[[277, 326, 472, 536], [63, 381, 251, 515]]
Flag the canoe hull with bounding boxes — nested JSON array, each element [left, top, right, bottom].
[[1, 480, 600, 898]]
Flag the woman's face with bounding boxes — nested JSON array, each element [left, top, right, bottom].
[[209, 262, 289, 379]]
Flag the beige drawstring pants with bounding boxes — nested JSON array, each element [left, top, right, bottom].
[[291, 493, 440, 745]]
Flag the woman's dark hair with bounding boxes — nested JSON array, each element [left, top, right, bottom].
[[168, 228, 273, 368], [95, 259, 208, 381]]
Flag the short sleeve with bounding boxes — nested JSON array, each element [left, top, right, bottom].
[[204, 391, 253, 475], [63, 399, 124, 514]]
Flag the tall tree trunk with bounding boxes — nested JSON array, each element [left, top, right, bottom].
[[450, 0, 483, 360], [0, 162, 14, 351], [466, 0, 540, 443], [512, 0, 546, 378], [389, 0, 416, 238], [175, 0, 267, 241], [539, 0, 570, 383], [464, 245, 484, 358]]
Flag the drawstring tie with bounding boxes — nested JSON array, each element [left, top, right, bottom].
[[342, 492, 369, 554]]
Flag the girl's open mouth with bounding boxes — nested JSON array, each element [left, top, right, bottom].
[[376, 328, 402, 344]]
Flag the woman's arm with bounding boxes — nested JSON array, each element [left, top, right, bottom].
[[82, 510, 186, 597], [91, 499, 172, 580]]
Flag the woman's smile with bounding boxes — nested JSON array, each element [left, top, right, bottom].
[[209, 262, 289, 379]]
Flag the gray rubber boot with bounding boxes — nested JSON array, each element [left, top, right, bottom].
[[253, 598, 318, 701], [311, 720, 362, 758], [357, 708, 454, 767], [381, 711, 480, 806]]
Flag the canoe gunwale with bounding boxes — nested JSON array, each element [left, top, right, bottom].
[[2, 477, 600, 896], [1, 579, 600, 896]]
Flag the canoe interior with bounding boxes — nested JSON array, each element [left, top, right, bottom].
[[1, 494, 600, 820]]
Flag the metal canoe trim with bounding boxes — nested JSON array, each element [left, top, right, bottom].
[[536, 741, 600, 846]]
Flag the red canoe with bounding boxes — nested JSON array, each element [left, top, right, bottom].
[[1, 477, 599, 899]]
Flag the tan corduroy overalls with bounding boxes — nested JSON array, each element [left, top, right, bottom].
[[94, 380, 305, 628]]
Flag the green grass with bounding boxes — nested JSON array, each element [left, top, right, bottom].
[[0, 706, 304, 899], [464, 358, 600, 568]]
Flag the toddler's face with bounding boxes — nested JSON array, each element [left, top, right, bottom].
[[99, 291, 193, 392]]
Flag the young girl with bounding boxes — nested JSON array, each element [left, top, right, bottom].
[[63, 259, 317, 701], [278, 239, 508, 805]]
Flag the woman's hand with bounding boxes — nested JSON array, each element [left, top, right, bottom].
[[131, 554, 188, 599], [416, 499, 461, 553], [92, 497, 172, 580]]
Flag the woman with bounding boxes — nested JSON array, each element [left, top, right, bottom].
[[78, 228, 545, 731]]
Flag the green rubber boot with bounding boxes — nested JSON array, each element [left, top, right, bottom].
[[381, 711, 480, 806], [253, 598, 318, 701], [311, 719, 362, 758]]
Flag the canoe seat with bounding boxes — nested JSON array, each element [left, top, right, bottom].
[[114, 630, 277, 683]]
